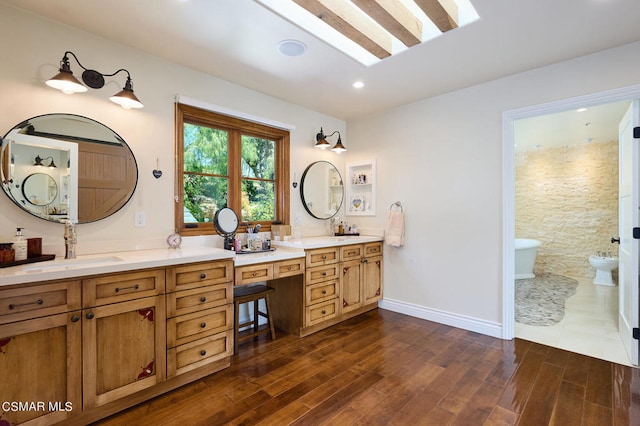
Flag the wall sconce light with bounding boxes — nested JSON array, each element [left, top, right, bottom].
[[315, 127, 347, 153], [46, 51, 144, 109], [34, 155, 57, 168]]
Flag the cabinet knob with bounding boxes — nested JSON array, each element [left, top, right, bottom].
[[322, 272, 327, 276], [321, 255, 327, 260], [321, 290, 327, 295], [86, 312, 94, 320], [200, 296, 207, 303], [200, 273, 207, 279], [200, 350, 207, 356], [71, 314, 80, 322], [200, 322, 206, 328], [321, 310, 326, 315]]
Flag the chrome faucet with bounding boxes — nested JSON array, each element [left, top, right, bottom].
[[63, 219, 77, 259]]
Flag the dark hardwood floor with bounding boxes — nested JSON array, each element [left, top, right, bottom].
[[95, 309, 640, 425]]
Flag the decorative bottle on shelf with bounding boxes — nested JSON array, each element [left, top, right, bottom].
[[12, 227, 28, 261]]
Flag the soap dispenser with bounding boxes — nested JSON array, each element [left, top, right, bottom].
[[13, 227, 28, 261]]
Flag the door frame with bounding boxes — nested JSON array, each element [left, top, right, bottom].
[[502, 83, 640, 340]]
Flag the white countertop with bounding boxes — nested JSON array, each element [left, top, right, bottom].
[[0, 247, 235, 287], [233, 247, 305, 266], [273, 235, 383, 249], [0, 235, 383, 287]]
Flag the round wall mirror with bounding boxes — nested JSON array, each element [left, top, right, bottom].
[[300, 161, 344, 220], [0, 113, 138, 223], [22, 173, 58, 206]]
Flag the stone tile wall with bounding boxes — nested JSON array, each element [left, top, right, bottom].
[[515, 140, 618, 278]]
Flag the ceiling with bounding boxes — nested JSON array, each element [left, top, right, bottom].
[[514, 100, 631, 152], [2, 0, 640, 121]]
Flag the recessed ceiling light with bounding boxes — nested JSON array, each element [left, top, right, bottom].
[[353, 81, 364, 89], [277, 39, 307, 57]]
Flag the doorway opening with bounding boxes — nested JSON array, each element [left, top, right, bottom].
[[502, 84, 640, 366]]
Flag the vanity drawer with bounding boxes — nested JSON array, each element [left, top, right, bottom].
[[166, 283, 232, 318], [340, 244, 363, 261], [306, 264, 340, 285], [167, 305, 232, 348], [167, 330, 232, 377], [0, 281, 81, 324], [166, 261, 233, 292], [235, 263, 274, 285], [273, 258, 305, 278], [305, 298, 339, 327], [83, 269, 165, 307], [306, 280, 338, 306], [364, 242, 383, 257], [305, 247, 339, 268]]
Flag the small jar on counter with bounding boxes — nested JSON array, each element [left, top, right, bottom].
[[0, 242, 15, 263]]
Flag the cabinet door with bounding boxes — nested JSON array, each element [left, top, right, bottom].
[[341, 259, 363, 313], [363, 255, 383, 305], [82, 295, 166, 409], [0, 311, 81, 425]]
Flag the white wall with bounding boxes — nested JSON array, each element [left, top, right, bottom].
[[0, 5, 345, 255], [348, 41, 640, 333]]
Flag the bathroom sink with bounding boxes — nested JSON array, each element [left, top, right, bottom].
[[21, 256, 124, 272]]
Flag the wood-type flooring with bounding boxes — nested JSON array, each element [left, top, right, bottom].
[[95, 309, 640, 425]]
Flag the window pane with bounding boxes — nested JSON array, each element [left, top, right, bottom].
[[184, 123, 228, 175], [242, 179, 275, 221], [241, 136, 275, 179], [183, 174, 228, 223]]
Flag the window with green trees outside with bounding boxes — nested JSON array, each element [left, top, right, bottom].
[[175, 104, 290, 236]]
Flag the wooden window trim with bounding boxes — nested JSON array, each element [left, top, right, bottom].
[[175, 103, 290, 236]]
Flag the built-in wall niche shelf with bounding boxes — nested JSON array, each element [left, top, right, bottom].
[[346, 159, 376, 216]]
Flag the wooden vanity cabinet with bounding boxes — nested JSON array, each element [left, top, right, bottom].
[[304, 247, 340, 327], [0, 281, 82, 425], [166, 261, 233, 377], [82, 269, 166, 409], [341, 242, 383, 312]]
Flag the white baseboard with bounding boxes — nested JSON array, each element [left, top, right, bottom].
[[378, 298, 504, 339]]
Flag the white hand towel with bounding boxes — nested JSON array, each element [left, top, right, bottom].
[[385, 211, 405, 247]]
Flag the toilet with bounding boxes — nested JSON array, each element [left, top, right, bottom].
[[588, 255, 618, 286]]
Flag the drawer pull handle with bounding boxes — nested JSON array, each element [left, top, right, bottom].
[[200, 322, 206, 328], [8, 299, 43, 310], [115, 284, 139, 293], [287, 266, 292, 271], [252, 272, 257, 277], [321, 290, 327, 295], [200, 296, 207, 303], [86, 312, 95, 320], [321, 310, 326, 315], [200, 273, 207, 279], [322, 272, 327, 276], [321, 255, 327, 260], [71, 314, 80, 322], [200, 350, 207, 356]]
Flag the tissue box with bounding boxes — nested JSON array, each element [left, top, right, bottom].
[[271, 225, 291, 239]]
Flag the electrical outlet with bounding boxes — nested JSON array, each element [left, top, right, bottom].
[[134, 211, 146, 227]]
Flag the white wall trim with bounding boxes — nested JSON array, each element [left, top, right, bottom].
[[502, 83, 640, 340], [175, 94, 296, 130], [379, 298, 503, 339]]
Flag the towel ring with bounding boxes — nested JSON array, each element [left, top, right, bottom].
[[390, 201, 403, 212]]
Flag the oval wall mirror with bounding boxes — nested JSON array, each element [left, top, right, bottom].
[[0, 113, 138, 223], [300, 161, 344, 220]]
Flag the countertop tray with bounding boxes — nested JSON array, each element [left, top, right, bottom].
[[0, 254, 56, 268], [235, 248, 276, 255]]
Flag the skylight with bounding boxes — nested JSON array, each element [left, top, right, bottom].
[[256, 0, 479, 66]]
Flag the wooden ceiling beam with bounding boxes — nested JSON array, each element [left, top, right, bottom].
[[414, 0, 458, 32], [351, 0, 422, 47], [293, 0, 392, 59]]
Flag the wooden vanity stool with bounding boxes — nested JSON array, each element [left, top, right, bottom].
[[233, 284, 276, 353]]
